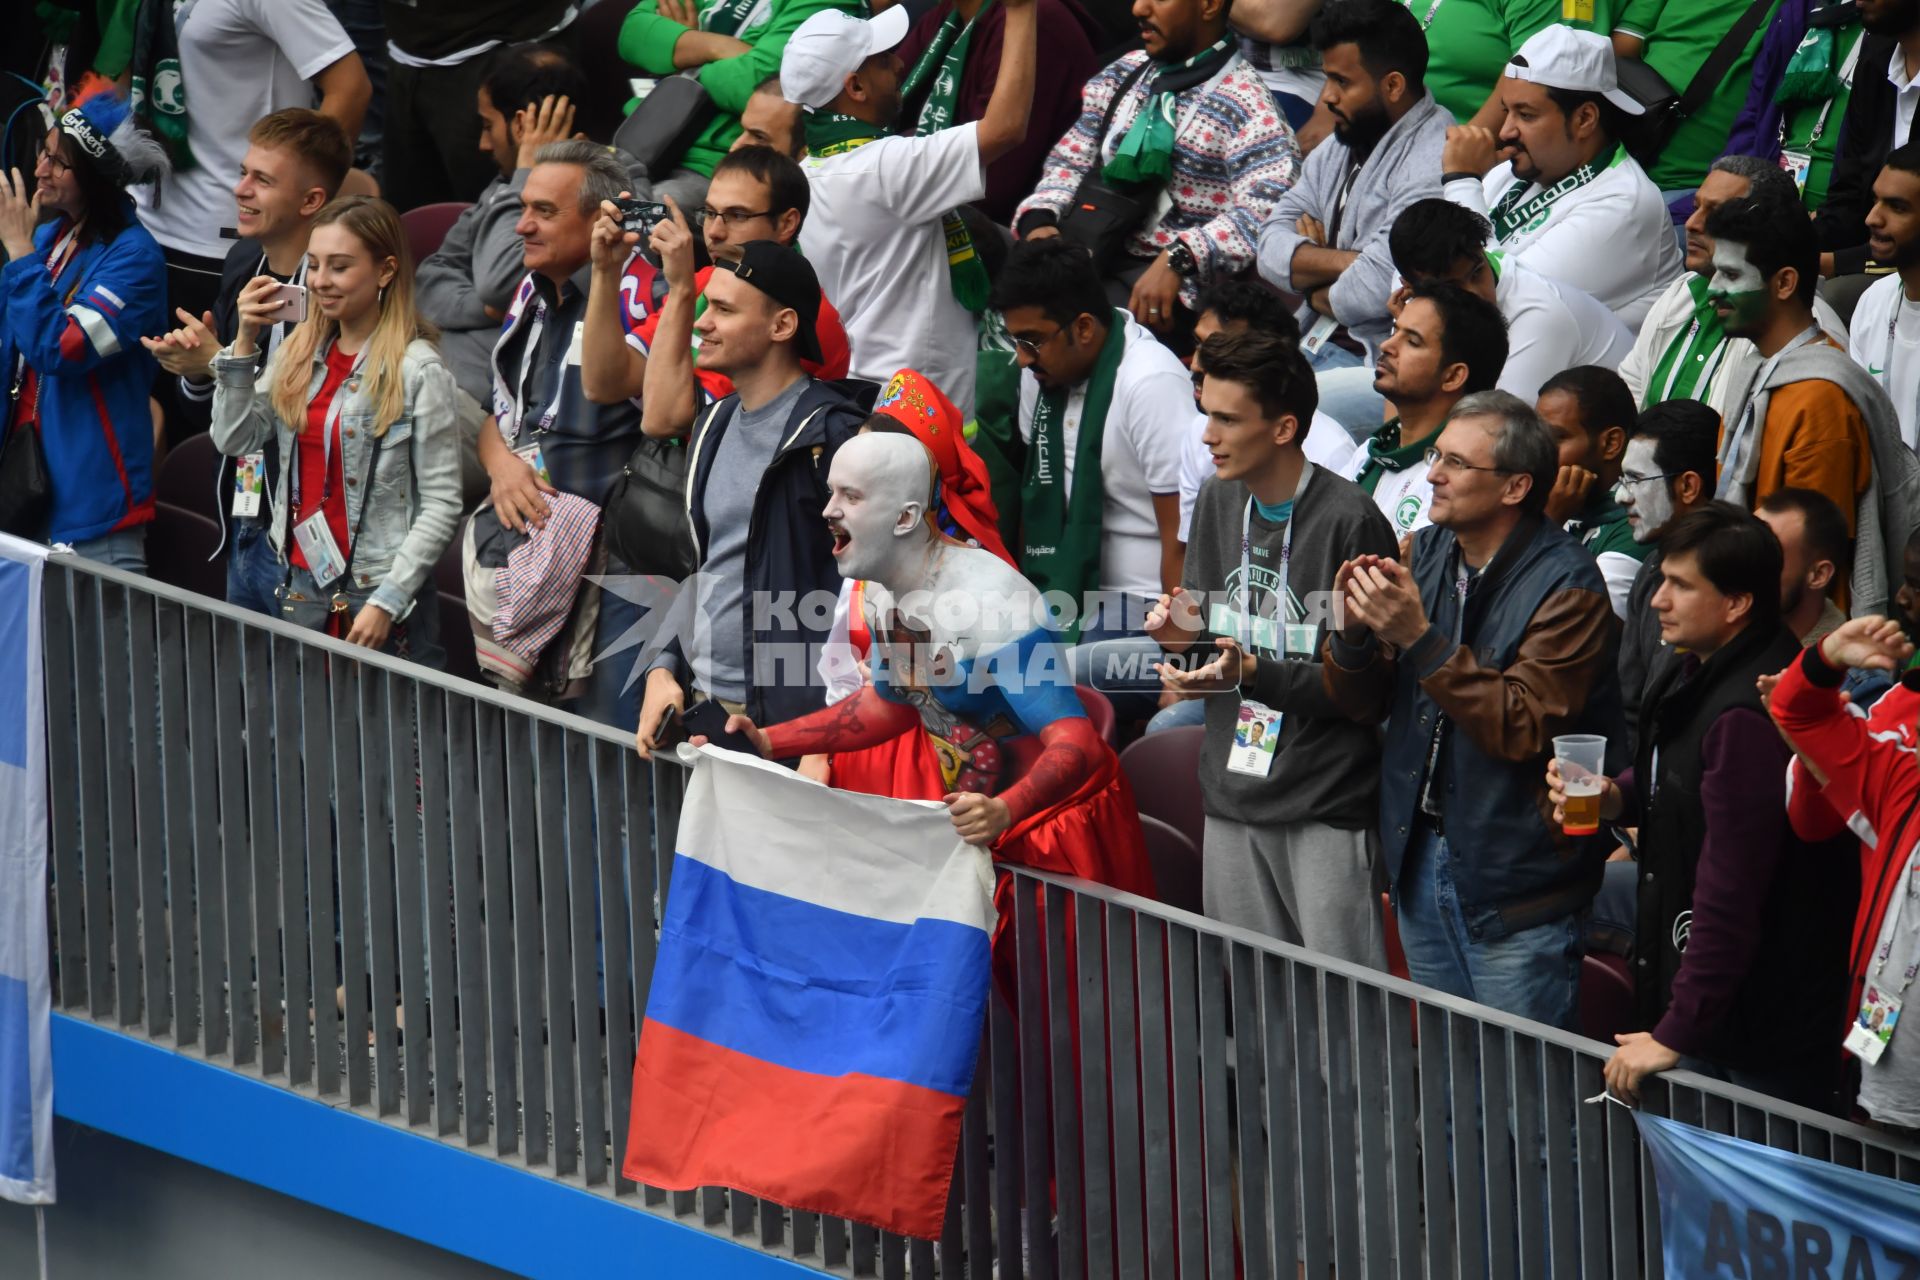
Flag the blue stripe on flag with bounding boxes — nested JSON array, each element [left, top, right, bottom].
[[646, 855, 991, 1097], [0, 974, 30, 1185], [0, 558, 27, 770]]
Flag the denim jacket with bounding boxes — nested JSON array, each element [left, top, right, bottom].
[[209, 337, 463, 621]]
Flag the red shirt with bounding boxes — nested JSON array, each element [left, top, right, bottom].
[[619, 259, 853, 402], [288, 341, 358, 572]]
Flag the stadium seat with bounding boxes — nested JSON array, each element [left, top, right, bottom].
[[146, 502, 226, 601], [1139, 813, 1201, 913], [155, 431, 221, 523], [1579, 951, 1638, 1045], [1118, 724, 1206, 851], [402, 202, 471, 266], [1075, 685, 1116, 745]]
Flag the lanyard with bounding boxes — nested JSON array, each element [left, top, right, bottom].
[[1810, 33, 1865, 145], [290, 344, 368, 517], [1327, 159, 1363, 249], [9, 225, 84, 404], [1235, 464, 1311, 659], [1718, 325, 1822, 499], [1880, 295, 1918, 393], [1411, 0, 1445, 28], [1868, 844, 1920, 996], [1419, 557, 1471, 816], [509, 297, 563, 444]]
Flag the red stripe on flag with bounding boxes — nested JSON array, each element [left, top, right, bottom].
[[622, 1018, 966, 1239]]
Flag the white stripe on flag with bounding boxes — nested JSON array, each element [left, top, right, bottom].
[[0, 534, 53, 1206], [672, 744, 996, 934]]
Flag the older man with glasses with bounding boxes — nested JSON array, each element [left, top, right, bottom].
[[1324, 389, 1627, 1028]]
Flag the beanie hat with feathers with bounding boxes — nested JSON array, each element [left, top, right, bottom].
[[59, 82, 169, 189]]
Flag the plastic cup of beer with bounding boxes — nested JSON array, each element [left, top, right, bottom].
[[1553, 734, 1608, 836]]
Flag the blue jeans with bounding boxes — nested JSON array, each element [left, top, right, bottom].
[[226, 520, 281, 617], [1395, 822, 1582, 1030], [571, 553, 649, 733], [71, 526, 147, 574], [1146, 696, 1206, 733]]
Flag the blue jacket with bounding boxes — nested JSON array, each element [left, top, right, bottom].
[[1, 206, 164, 544], [1324, 515, 1628, 939], [650, 377, 865, 727]]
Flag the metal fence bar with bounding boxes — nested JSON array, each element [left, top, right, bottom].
[[620, 750, 655, 1197], [242, 624, 281, 1077], [332, 664, 372, 1108], [41, 568, 85, 1011], [301, 645, 340, 1098], [593, 740, 632, 1182], [417, 684, 459, 1135], [214, 616, 256, 1067], [476, 702, 517, 1157], [1044, 881, 1083, 1280], [128, 592, 169, 1039], [160, 602, 202, 1052], [100, 579, 142, 1027], [1072, 891, 1113, 1280], [564, 731, 607, 1187], [446, 698, 489, 1146], [387, 673, 429, 1123], [182, 606, 225, 1057], [1291, 956, 1330, 1280], [272, 634, 312, 1086], [1260, 952, 1299, 1278], [535, 721, 579, 1177], [1349, 980, 1391, 1280], [505, 712, 547, 1166], [1104, 905, 1145, 1280], [72, 572, 113, 1020], [1228, 943, 1270, 1280], [362, 667, 401, 1114]]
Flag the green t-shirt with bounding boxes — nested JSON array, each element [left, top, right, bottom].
[[1400, 0, 1596, 123], [1616, 0, 1784, 191], [1778, 22, 1866, 210]]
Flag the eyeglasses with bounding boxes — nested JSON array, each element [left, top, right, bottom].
[[1011, 326, 1064, 360], [33, 145, 70, 176], [698, 206, 773, 227], [1423, 447, 1512, 476], [1618, 471, 1684, 487]]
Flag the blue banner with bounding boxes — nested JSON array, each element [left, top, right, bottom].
[[1637, 1111, 1920, 1277], [0, 534, 51, 1206]]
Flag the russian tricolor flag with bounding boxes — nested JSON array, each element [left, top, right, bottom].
[[0, 535, 53, 1206], [624, 745, 994, 1239]]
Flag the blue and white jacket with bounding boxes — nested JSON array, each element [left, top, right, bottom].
[[0, 203, 165, 544]]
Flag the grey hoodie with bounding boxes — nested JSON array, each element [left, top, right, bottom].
[[1256, 92, 1452, 356], [1726, 341, 1917, 617], [1181, 463, 1399, 829]]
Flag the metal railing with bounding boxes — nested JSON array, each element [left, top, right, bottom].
[[40, 553, 1920, 1278]]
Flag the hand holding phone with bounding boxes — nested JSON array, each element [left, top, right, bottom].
[[262, 282, 308, 325]]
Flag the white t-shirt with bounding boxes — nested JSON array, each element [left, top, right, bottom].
[[1848, 273, 1920, 452], [1443, 149, 1683, 332], [1016, 315, 1190, 598], [799, 123, 986, 418], [1492, 255, 1635, 401], [1177, 409, 1354, 541], [1340, 435, 1434, 536], [134, 0, 354, 260]]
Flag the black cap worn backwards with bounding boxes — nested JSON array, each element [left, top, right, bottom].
[[713, 241, 824, 364]]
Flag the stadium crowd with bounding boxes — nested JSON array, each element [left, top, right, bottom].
[[9, 0, 1920, 1138]]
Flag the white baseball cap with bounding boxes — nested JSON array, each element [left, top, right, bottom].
[[780, 6, 913, 112], [1505, 25, 1645, 116]]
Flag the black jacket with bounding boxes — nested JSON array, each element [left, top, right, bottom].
[[653, 377, 865, 727], [1325, 515, 1628, 938], [1813, 34, 1918, 276], [193, 237, 293, 534]]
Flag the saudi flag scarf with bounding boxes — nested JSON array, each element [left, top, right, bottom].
[[1102, 36, 1237, 184], [805, 110, 990, 313]]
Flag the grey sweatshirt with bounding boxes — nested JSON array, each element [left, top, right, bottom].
[[416, 169, 533, 403], [1257, 92, 1452, 356], [1181, 462, 1399, 829]]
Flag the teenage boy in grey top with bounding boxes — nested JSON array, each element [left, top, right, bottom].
[[1147, 328, 1395, 966]]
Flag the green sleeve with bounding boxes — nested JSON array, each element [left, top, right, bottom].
[[1500, 0, 1573, 52], [620, 1, 692, 78], [1612, 0, 1664, 38], [697, 0, 860, 112], [91, 0, 141, 78]]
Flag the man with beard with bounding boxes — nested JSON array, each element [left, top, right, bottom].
[[1758, 488, 1854, 649], [1705, 195, 1916, 616], [1619, 155, 1849, 417], [1814, 0, 1920, 281], [1848, 144, 1920, 449], [1256, 0, 1448, 400], [1439, 25, 1681, 331], [783, 0, 1037, 418], [1615, 400, 1719, 740], [1014, 0, 1300, 348]]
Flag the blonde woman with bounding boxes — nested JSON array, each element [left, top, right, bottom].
[[205, 196, 461, 664]]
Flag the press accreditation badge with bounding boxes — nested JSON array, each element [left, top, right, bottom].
[[1226, 702, 1282, 777], [1300, 313, 1339, 356], [231, 452, 264, 519], [1845, 985, 1903, 1065], [1781, 150, 1814, 194], [292, 511, 348, 589], [515, 439, 552, 487]]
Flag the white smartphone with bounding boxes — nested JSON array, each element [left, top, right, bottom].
[[262, 282, 308, 325]]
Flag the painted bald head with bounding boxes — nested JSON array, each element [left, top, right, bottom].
[[823, 434, 938, 580]]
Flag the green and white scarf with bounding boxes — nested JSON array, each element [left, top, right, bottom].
[[1019, 311, 1129, 640], [805, 110, 989, 313], [1102, 36, 1237, 184], [900, 0, 993, 135], [1486, 144, 1624, 241], [701, 0, 770, 38]]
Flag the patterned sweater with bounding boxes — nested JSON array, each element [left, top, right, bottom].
[[1015, 49, 1300, 307]]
